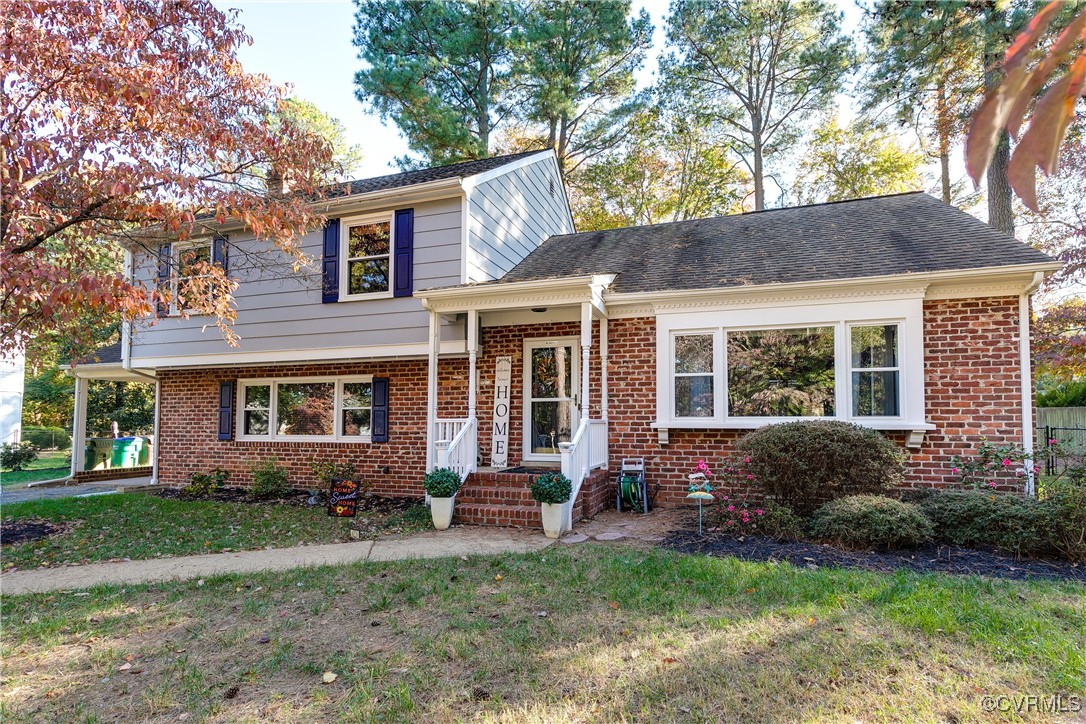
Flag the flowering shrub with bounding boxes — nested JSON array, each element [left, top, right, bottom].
[[948, 437, 1065, 489], [712, 493, 765, 534]]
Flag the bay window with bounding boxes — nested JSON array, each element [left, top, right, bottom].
[[656, 298, 925, 430], [237, 377, 373, 441]]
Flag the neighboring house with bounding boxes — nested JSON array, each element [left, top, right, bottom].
[[72, 149, 1060, 527], [0, 350, 26, 445]]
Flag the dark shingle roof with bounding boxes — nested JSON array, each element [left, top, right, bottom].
[[328, 150, 546, 199], [498, 192, 1055, 294], [80, 342, 122, 365]]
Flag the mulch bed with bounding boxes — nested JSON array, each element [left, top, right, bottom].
[[663, 528, 1086, 583], [0, 520, 65, 546], [149, 486, 423, 513]]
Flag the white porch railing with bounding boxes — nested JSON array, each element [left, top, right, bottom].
[[435, 416, 477, 483], [559, 418, 608, 532]]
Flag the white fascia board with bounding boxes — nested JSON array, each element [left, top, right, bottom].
[[604, 263, 1063, 316], [128, 340, 468, 370], [459, 150, 557, 190], [419, 274, 616, 313], [70, 365, 158, 381]]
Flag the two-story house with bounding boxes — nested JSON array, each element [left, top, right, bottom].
[[72, 149, 1060, 529]]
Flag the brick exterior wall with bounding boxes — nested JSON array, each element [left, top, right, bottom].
[[155, 295, 1030, 505], [71, 466, 152, 483], [158, 359, 463, 495]]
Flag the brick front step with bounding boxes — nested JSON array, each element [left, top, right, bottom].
[[456, 484, 535, 505], [454, 503, 546, 528]]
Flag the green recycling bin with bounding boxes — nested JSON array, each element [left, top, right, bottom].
[[137, 436, 153, 466], [110, 437, 144, 469]]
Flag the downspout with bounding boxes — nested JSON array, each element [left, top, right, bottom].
[[1020, 271, 1044, 496]]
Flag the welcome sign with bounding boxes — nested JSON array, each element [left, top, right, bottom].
[[327, 478, 359, 517], [490, 356, 512, 467]]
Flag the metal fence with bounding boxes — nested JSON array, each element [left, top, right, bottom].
[[1043, 425, 1086, 475]]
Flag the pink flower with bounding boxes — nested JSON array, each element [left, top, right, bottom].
[[1048, 438, 1058, 445], [1001, 458, 1012, 467], [743, 457, 751, 463], [951, 467, 959, 474], [755, 509, 764, 516], [722, 495, 729, 501], [746, 474, 754, 480], [987, 481, 997, 488], [727, 505, 735, 512], [726, 520, 734, 526]]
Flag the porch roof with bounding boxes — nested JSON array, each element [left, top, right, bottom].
[[68, 342, 156, 381]]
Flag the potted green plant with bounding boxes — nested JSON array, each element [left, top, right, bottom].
[[424, 467, 461, 530], [531, 471, 573, 538]]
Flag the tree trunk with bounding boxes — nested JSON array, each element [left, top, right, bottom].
[[936, 80, 952, 204], [983, 10, 1014, 234], [751, 118, 765, 211]]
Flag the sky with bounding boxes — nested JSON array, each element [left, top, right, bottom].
[[215, 0, 872, 180]]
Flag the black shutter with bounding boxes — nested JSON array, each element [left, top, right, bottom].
[[212, 234, 229, 270], [372, 377, 389, 443], [156, 243, 172, 317], [218, 381, 235, 441], [322, 218, 340, 303], [392, 208, 414, 298]]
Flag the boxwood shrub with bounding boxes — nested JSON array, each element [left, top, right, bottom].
[[915, 490, 1050, 557], [1040, 473, 1086, 563], [737, 420, 904, 516], [810, 495, 933, 550], [530, 472, 572, 505], [423, 467, 461, 498]]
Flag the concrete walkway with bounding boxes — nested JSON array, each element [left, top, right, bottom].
[[0, 527, 555, 595], [0, 477, 154, 504]]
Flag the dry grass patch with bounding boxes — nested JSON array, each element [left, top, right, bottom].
[[1, 545, 1083, 722]]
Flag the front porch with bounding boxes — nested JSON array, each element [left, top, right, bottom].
[[421, 276, 616, 530]]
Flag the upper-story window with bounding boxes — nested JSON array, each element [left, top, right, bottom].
[[341, 214, 393, 299], [172, 239, 213, 315]]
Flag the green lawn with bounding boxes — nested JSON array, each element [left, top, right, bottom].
[[0, 450, 70, 487], [1, 545, 1082, 722], [1, 493, 428, 570]]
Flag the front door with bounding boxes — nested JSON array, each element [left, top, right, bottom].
[[523, 338, 580, 461]]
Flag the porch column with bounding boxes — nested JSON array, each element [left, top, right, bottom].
[[467, 309, 478, 420], [580, 301, 591, 422], [425, 310, 440, 472], [150, 379, 161, 484], [600, 317, 608, 421], [70, 376, 88, 475]]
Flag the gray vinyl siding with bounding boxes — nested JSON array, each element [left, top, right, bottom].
[[130, 197, 465, 361], [466, 156, 574, 282]]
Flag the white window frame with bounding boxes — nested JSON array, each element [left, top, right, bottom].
[[654, 297, 927, 431], [671, 329, 723, 421], [237, 375, 374, 442], [846, 321, 904, 420], [170, 238, 213, 316], [339, 212, 395, 301]]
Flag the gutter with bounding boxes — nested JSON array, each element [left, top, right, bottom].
[[1020, 271, 1045, 496]]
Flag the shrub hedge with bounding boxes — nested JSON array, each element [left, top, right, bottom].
[[21, 425, 70, 450], [915, 490, 1050, 557], [810, 495, 933, 550], [737, 420, 904, 516]]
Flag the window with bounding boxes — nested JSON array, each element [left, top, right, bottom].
[[674, 334, 716, 418], [243, 384, 270, 436], [238, 377, 373, 441], [341, 382, 372, 437], [850, 324, 900, 417], [727, 327, 836, 417], [172, 240, 212, 314], [342, 217, 392, 297]]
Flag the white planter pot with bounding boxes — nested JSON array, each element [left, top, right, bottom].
[[430, 496, 455, 530], [540, 502, 567, 539]]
